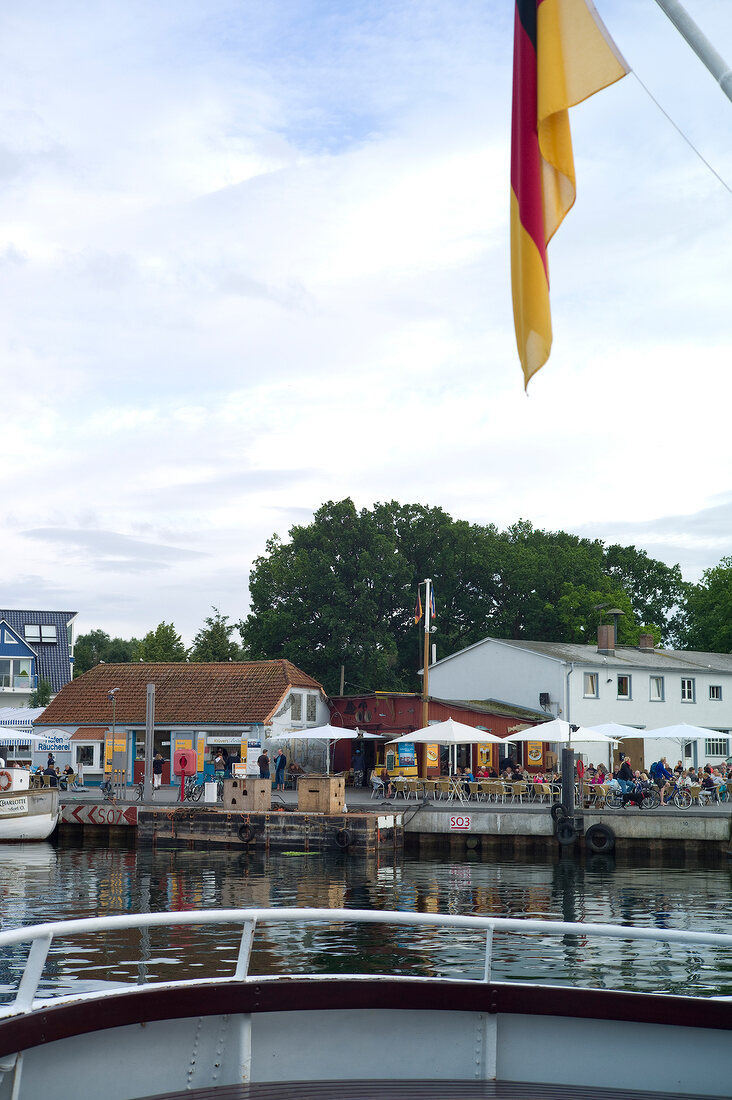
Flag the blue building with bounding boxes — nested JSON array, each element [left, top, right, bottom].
[[0, 609, 78, 709]]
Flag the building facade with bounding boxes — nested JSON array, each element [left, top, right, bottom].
[[34, 659, 329, 785], [0, 609, 77, 708], [328, 692, 548, 778], [427, 631, 732, 770]]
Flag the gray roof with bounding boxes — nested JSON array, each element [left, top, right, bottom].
[[434, 636, 732, 675]]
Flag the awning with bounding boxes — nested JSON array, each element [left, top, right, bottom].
[[71, 727, 107, 741]]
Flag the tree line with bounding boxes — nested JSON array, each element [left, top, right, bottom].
[[73, 499, 732, 695]]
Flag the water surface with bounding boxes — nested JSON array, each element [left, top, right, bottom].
[[2, 841, 731, 1002]]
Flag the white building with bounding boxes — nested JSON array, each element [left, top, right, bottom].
[[427, 628, 732, 770]]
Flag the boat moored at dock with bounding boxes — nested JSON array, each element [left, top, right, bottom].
[[0, 768, 58, 842]]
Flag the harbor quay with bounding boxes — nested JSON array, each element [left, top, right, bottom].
[[56, 784, 732, 860]]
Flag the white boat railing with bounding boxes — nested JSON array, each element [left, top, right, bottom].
[[2, 907, 732, 1020]]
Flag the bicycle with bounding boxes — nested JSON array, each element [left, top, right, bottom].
[[660, 781, 692, 809], [178, 775, 204, 802]]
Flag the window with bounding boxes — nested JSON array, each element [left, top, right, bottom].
[[583, 673, 598, 698], [617, 675, 631, 699], [705, 737, 729, 757], [649, 676, 664, 702], [710, 685, 722, 701], [1, 629, 17, 645], [41, 625, 57, 643], [74, 744, 97, 768], [290, 693, 302, 721], [681, 678, 695, 702], [0, 658, 33, 689], [306, 694, 317, 721], [24, 625, 40, 643]]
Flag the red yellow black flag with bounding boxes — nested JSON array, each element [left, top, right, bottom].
[[511, 0, 628, 388]]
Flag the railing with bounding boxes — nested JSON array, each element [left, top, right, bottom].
[[2, 908, 732, 1020]]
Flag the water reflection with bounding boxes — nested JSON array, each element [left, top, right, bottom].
[[1, 841, 732, 1002]]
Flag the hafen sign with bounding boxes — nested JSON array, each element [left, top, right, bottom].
[[37, 737, 71, 752]]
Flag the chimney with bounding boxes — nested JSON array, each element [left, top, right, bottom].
[[597, 624, 615, 655], [638, 633, 655, 651]]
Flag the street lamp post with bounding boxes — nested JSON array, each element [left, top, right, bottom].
[[108, 688, 119, 796]]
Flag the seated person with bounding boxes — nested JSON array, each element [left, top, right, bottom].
[[43, 765, 59, 787], [60, 764, 75, 791], [380, 769, 394, 798]]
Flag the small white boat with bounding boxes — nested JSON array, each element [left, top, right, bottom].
[[0, 908, 731, 1099], [0, 767, 59, 841]]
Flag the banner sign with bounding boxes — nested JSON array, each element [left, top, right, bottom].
[[37, 737, 71, 752], [527, 741, 543, 766]]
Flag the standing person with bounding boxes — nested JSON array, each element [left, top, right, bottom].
[[274, 748, 287, 791], [47, 753, 55, 770], [152, 752, 164, 790], [257, 749, 270, 779], [221, 747, 230, 777], [352, 746, 365, 788]]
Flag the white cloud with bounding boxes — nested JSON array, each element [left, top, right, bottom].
[[1, 0, 731, 643]]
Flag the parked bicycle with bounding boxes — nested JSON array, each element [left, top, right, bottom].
[[178, 775, 204, 802]]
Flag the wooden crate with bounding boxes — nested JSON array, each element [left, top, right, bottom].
[[297, 774, 345, 814], [223, 777, 271, 812]]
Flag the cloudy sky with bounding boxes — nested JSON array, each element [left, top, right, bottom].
[[3, 0, 731, 644]]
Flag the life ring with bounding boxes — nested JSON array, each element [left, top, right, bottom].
[[585, 823, 616, 854], [550, 802, 568, 824], [555, 820, 577, 846], [334, 828, 352, 850], [0, 770, 12, 792]]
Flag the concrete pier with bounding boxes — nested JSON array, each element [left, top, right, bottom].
[[57, 788, 732, 858]]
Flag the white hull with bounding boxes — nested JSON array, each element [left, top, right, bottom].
[[0, 789, 59, 841]]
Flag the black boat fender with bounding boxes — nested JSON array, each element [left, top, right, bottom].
[[585, 823, 616, 854], [555, 819, 577, 845], [550, 802, 568, 824], [334, 828, 352, 850]]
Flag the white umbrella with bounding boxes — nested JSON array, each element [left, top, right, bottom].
[[584, 722, 644, 741], [387, 718, 505, 746], [387, 719, 505, 778], [268, 725, 383, 774], [641, 723, 714, 741], [503, 718, 618, 744]]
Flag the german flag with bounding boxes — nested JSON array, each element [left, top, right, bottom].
[[511, 0, 628, 388]]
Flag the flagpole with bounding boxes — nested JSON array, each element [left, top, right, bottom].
[[654, 0, 732, 103], [422, 578, 431, 730]]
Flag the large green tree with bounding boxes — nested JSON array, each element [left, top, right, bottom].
[[73, 629, 141, 676], [189, 607, 244, 662], [681, 557, 732, 652], [138, 621, 187, 662], [240, 499, 685, 693]]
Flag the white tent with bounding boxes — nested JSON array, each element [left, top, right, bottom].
[[503, 719, 618, 744], [268, 725, 383, 774]]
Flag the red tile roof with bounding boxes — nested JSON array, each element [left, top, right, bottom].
[[36, 661, 324, 727]]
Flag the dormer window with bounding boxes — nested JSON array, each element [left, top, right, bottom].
[[25, 625, 41, 643], [41, 625, 57, 643]]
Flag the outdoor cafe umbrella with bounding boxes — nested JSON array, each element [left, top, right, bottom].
[[635, 723, 716, 763], [268, 725, 382, 775], [387, 718, 505, 776], [503, 719, 619, 744]]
